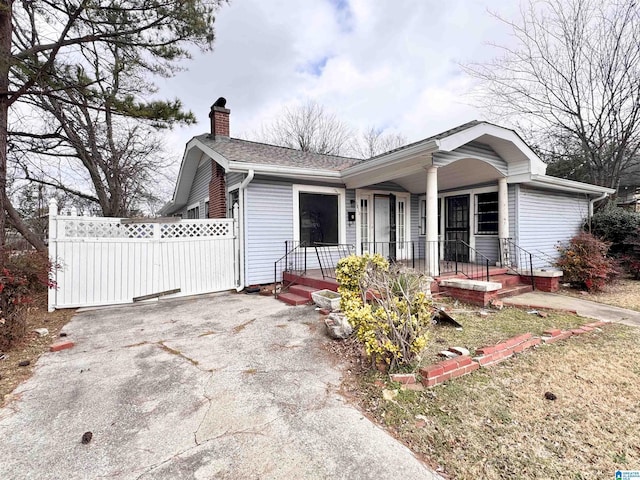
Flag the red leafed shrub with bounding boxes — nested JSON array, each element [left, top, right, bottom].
[[1, 251, 57, 350], [555, 232, 618, 292]]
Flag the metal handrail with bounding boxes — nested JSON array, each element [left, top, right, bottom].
[[458, 240, 492, 282], [273, 240, 308, 297], [314, 243, 355, 279], [499, 238, 535, 290]]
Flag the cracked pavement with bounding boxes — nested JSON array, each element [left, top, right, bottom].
[[0, 292, 441, 479]]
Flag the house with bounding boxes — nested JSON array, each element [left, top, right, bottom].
[[617, 164, 640, 212], [160, 97, 615, 294]]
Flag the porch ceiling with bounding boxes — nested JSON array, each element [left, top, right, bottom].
[[391, 158, 504, 194]]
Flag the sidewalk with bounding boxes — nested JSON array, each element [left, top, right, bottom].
[[503, 291, 640, 327]]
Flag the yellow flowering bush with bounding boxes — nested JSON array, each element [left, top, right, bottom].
[[336, 254, 433, 371]]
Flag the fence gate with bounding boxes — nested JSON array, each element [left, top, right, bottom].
[[47, 200, 238, 310]]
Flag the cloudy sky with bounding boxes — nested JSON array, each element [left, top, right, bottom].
[[159, 0, 523, 159]]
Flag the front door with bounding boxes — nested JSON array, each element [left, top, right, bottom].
[[373, 194, 396, 261], [444, 195, 470, 262]]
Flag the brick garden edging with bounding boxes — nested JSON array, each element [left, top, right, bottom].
[[415, 321, 608, 388]]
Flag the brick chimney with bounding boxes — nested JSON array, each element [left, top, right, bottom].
[[209, 97, 230, 138], [208, 97, 229, 218]]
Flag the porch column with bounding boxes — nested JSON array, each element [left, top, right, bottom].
[[426, 166, 439, 276], [498, 177, 510, 266]]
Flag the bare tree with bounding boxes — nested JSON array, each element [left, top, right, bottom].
[[11, 41, 186, 217], [351, 126, 407, 159], [0, 1, 223, 258], [256, 101, 354, 155], [466, 0, 640, 189]]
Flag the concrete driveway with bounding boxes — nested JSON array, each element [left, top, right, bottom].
[[0, 292, 441, 479]]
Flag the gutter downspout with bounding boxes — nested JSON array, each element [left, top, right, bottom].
[[588, 191, 609, 231], [236, 169, 254, 291]]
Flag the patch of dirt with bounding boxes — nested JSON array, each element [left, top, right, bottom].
[[560, 277, 640, 312], [0, 295, 75, 406], [232, 318, 255, 334]]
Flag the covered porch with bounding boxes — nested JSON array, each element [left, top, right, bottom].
[[341, 122, 537, 276]]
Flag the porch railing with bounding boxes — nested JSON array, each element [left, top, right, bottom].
[[273, 240, 308, 297], [454, 240, 491, 282], [499, 238, 535, 290], [360, 239, 492, 281], [314, 243, 355, 279]]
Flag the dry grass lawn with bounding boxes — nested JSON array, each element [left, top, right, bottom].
[[423, 305, 589, 364], [560, 277, 640, 312], [0, 296, 74, 405], [347, 323, 639, 479]]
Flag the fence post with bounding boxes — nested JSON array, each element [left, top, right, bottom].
[[48, 198, 58, 312]]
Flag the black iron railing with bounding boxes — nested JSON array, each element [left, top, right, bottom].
[[360, 239, 492, 281], [273, 240, 308, 297], [314, 243, 355, 279], [456, 240, 491, 282], [499, 238, 534, 289]]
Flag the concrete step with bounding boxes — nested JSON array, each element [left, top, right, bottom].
[[497, 284, 533, 299], [289, 284, 319, 299], [283, 272, 339, 292], [277, 292, 311, 306]]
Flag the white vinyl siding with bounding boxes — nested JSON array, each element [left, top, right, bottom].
[[244, 181, 349, 285], [509, 184, 517, 241], [475, 236, 499, 265], [517, 186, 589, 268], [227, 172, 245, 187], [176, 158, 211, 218], [432, 142, 508, 175], [346, 189, 356, 247]]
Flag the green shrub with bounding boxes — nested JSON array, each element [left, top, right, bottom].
[[621, 227, 640, 279], [0, 252, 56, 350], [590, 206, 640, 255], [555, 232, 618, 291], [589, 206, 640, 277], [336, 254, 433, 371]]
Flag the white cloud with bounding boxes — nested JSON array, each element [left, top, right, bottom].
[[160, 0, 523, 158]]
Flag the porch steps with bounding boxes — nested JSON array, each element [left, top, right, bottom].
[[436, 271, 534, 306], [277, 292, 311, 306], [282, 272, 339, 292], [490, 274, 525, 288], [496, 284, 534, 298], [277, 273, 339, 307], [289, 284, 320, 299], [490, 274, 534, 298]]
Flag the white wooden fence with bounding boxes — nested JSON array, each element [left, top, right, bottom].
[[48, 200, 239, 310]]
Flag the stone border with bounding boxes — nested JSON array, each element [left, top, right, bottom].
[[416, 321, 608, 388]]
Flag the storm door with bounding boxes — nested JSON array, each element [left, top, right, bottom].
[[444, 195, 470, 262], [373, 194, 396, 261]]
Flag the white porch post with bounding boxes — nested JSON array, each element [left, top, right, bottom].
[[498, 177, 510, 266], [426, 166, 439, 276]]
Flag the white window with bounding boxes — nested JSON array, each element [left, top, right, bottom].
[[293, 185, 346, 246], [475, 192, 499, 235], [186, 205, 199, 219], [419, 197, 426, 235]]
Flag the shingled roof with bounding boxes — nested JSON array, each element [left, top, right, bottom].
[[195, 134, 363, 171]]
